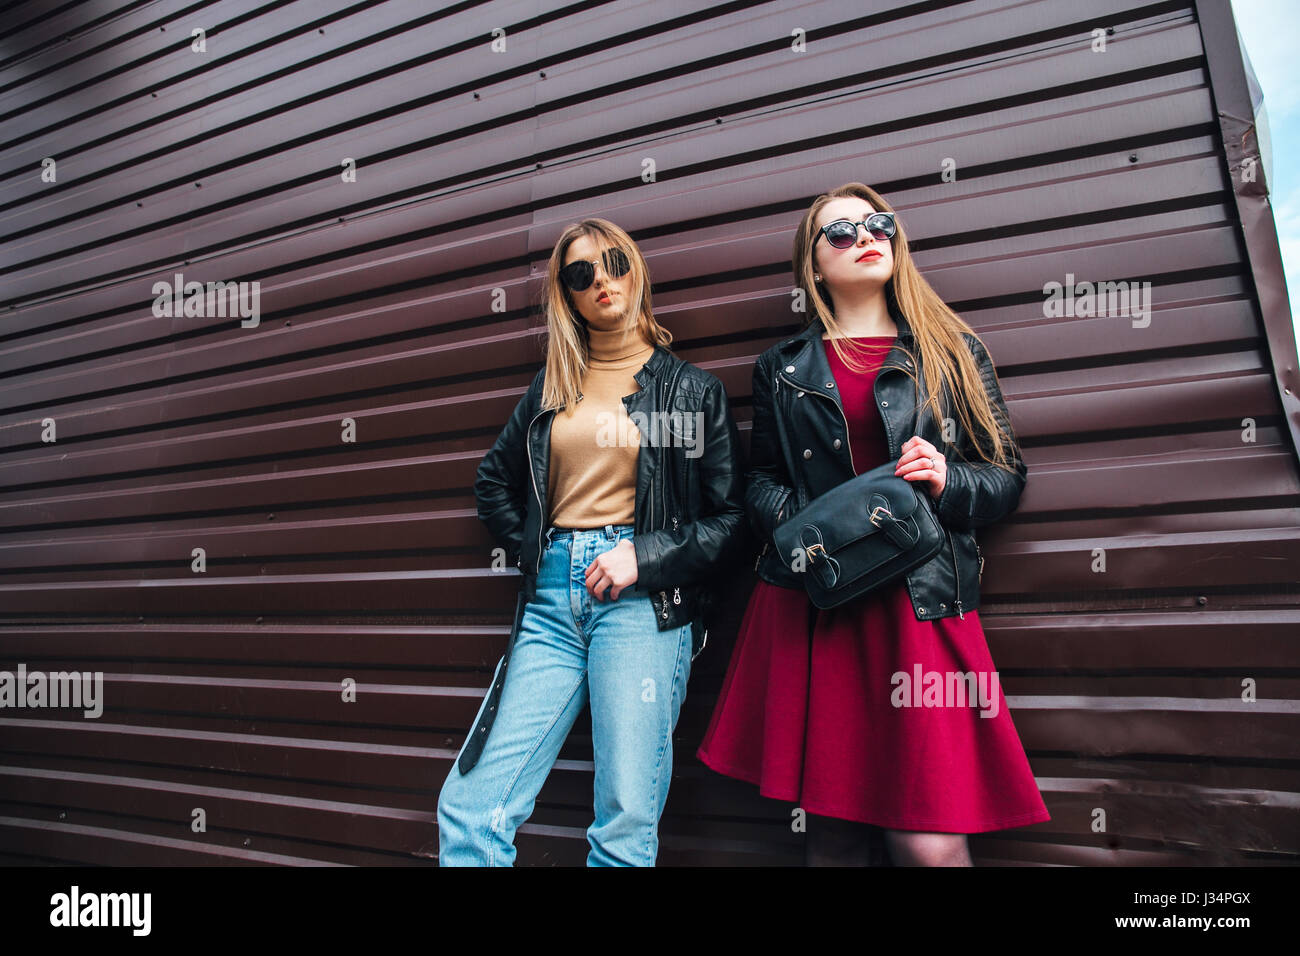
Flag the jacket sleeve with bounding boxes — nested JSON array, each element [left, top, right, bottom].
[[632, 376, 747, 590], [744, 351, 797, 546], [934, 336, 1028, 532], [473, 374, 540, 567]]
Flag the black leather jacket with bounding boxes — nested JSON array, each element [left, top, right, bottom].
[[474, 343, 747, 645], [459, 344, 747, 775], [746, 307, 1027, 621]]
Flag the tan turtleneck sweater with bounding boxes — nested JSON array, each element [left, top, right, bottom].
[[547, 320, 656, 529]]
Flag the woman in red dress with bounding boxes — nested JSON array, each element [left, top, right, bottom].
[[697, 183, 1049, 866]]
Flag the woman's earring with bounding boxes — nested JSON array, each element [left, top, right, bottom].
[[814, 274, 822, 282]]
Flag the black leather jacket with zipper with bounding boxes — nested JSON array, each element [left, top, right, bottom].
[[458, 344, 747, 774], [475, 343, 747, 633], [747, 308, 1027, 621]]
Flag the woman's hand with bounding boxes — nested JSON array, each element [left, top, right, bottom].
[[585, 539, 639, 601], [895, 435, 947, 500]]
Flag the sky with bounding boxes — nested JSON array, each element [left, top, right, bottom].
[[1230, 0, 1299, 358]]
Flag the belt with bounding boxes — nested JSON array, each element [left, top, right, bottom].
[[545, 523, 634, 541]]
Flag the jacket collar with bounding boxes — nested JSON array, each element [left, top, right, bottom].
[[530, 341, 670, 455], [564, 342, 671, 411], [622, 343, 673, 436], [632, 343, 672, 390], [776, 302, 915, 398]]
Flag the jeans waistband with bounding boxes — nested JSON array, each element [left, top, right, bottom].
[[546, 523, 634, 542]]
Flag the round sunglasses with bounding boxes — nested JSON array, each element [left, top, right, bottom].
[[558, 248, 631, 292], [813, 211, 897, 249]]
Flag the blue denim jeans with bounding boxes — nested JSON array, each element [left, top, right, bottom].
[[437, 523, 692, 866]]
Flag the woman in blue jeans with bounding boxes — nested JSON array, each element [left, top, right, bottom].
[[437, 218, 746, 866]]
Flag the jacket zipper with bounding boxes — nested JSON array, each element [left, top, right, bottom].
[[656, 361, 685, 622], [655, 376, 666, 618], [976, 541, 984, 583], [652, 363, 679, 539], [525, 407, 548, 574], [671, 515, 681, 605], [649, 438, 657, 540], [945, 525, 964, 619]]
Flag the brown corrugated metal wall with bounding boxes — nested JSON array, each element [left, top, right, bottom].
[[0, 0, 1296, 865]]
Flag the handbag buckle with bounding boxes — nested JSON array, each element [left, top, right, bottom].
[[804, 542, 827, 561], [869, 505, 893, 527]]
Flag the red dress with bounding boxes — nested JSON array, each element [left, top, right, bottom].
[[697, 336, 1050, 833]]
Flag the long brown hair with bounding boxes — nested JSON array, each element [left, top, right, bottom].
[[792, 183, 1018, 472], [539, 219, 673, 412]]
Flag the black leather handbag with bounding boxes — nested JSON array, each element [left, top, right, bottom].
[[771, 461, 944, 610]]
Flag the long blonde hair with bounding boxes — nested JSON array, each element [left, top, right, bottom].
[[539, 219, 673, 412], [792, 183, 1018, 472]]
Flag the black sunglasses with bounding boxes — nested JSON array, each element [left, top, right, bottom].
[[559, 248, 631, 292], [813, 211, 897, 249]]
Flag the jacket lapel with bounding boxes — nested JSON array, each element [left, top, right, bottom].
[[622, 345, 670, 526], [776, 306, 916, 413]]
